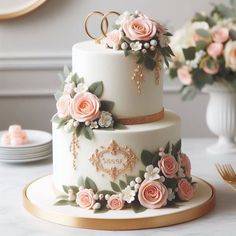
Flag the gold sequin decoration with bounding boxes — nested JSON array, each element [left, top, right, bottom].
[[132, 64, 144, 95], [69, 132, 79, 170], [155, 51, 163, 86]]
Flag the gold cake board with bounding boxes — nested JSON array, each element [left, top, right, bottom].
[[22, 175, 215, 230]]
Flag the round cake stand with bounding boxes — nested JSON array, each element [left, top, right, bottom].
[[23, 175, 215, 230]]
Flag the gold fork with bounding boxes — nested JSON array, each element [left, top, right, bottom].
[[215, 163, 236, 190]]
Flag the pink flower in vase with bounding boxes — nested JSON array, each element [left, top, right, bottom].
[[122, 16, 156, 41], [138, 180, 168, 209], [177, 178, 194, 201], [203, 63, 219, 75], [158, 154, 179, 178], [107, 194, 124, 210], [76, 189, 95, 209], [211, 27, 229, 43], [177, 66, 192, 85], [207, 42, 223, 58], [56, 95, 71, 118], [70, 92, 100, 122], [105, 29, 122, 49]]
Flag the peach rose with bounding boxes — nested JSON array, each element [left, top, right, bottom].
[[122, 16, 156, 41], [56, 95, 71, 118], [177, 66, 192, 85], [211, 27, 229, 43], [177, 178, 194, 201], [70, 92, 100, 122], [207, 42, 223, 58], [180, 153, 191, 177], [107, 194, 124, 210], [105, 29, 122, 49], [158, 154, 179, 178], [76, 189, 95, 209], [138, 180, 168, 209], [224, 40, 236, 71], [203, 63, 219, 75]]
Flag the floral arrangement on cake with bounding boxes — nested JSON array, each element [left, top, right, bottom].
[[54, 140, 196, 212], [169, 1, 236, 100], [52, 66, 125, 140]]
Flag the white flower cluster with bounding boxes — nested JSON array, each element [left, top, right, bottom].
[[121, 176, 142, 203], [144, 165, 165, 182], [186, 50, 206, 69]]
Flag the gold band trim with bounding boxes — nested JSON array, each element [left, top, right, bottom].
[[22, 175, 215, 230], [117, 108, 165, 125]]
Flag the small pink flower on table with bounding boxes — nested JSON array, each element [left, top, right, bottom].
[[122, 16, 156, 41], [177, 66, 192, 85], [138, 180, 168, 209], [158, 154, 179, 178], [70, 92, 100, 122], [177, 178, 194, 201], [107, 194, 124, 210], [76, 189, 95, 209], [56, 95, 71, 118]]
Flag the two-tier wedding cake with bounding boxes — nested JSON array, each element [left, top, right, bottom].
[[52, 11, 196, 212]]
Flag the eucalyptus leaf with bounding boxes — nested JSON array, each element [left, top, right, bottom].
[[51, 114, 60, 123], [131, 199, 147, 213], [110, 182, 121, 192], [100, 100, 115, 111], [88, 81, 104, 97], [97, 190, 116, 195], [195, 29, 211, 39], [139, 170, 145, 179], [54, 199, 69, 206], [62, 185, 69, 193], [169, 68, 177, 78], [83, 126, 94, 140], [144, 56, 156, 70], [183, 47, 196, 61], [77, 176, 84, 187], [76, 124, 84, 137], [196, 40, 208, 51], [119, 180, 127, 190], [141, 150, 154, 166], [63, 65, 71, 77], [85, 177, 98, 192], [164, 142, 170, 154], [181, 85, 198, 101], [126, 175, 136, 184], [68, 186, 79, 193]]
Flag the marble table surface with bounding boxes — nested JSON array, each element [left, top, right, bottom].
[[1, 138, 236, 236]]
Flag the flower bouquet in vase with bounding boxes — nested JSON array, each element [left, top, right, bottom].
[[169, 0, 236, 154]]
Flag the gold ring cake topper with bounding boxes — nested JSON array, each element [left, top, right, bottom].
[[85, 11, 120, 44]]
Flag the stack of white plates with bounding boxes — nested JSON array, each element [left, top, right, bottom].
[[0, 130, 52, 163]]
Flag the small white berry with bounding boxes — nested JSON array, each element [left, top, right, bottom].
[[150, 45, 155, 51], [130, 181, 135, 187], [135, 177, 142, 183], [79, 186, 84, 191], [93, 194, 99, 200], [134, 10, 140, 16], [144, 42, 150, 48], [160, 176, 165, 182], [105, 194, 110, 200], [150, 39, 158, 46], [85, 121, 90, 126], [134, 184, 140, 191], [159, 152, 164, 156], [121, 42, 128, 50], [73, 121, 80, 127], [159, 147, 164, 152], [99, 194, 104, 200], [142, 49, 147, 54], [93, 202, 101, 210]]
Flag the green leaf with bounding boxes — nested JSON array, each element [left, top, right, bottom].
[[130, 198, 147, 213], [229, 29, 236, 41], [77, 176, 84, 187], [54, 199, 69, 206], [196, 40, 208, 51], [231, 0, 236, 7], [68, 186, 79, 193], [139, 170, 145, 179], [152, 154, 160, 167], [100, 100, 115, 111], [192, 69, 214, 89], [62, 185, 69, 194], [110, 182, 121, 192], [119, 180, 127, 190], [88, 81, 104, 97], [126, 175, 136, 184], [164, 178, 178, 189], [141, 150, 154, 166], [114, 123, 127, 130], [56, 195, 68, 200], [97, 190, 116, 195], [83, 126, 94, 140], [183, 47, 196, 61], [144, 56, 156, 70], [136, 54, 144, 64], [164, 142, 170, 154], [171, 140, 181, 156], [215, 3, 236, 18], [195, 29, 211, 39], [76, 124, 84, 137], [85, 177, 98, 192], [165, 46, 175, 57], [169, 68, 177, 78], [94, 207, 110, 213], [63, 65, 71, 77], [181, 85, 198, 101], [51, 114, 60, 123]]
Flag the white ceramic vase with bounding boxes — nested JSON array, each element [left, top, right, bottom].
[[203, 82, 236, 154]]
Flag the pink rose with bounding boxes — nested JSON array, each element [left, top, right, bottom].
[[9, 125, 22, 135], [180, 153, 191, 177], [76, 189, 95, 209], [56, 95, 71, 118], [207, 42, 223, 58], [158, 154, 179, 178], [122, 16, 156, 41], [107, 194, 124, 210], [177, 66, 192, 85], [155, 22, 166, 34], [203, 63, 219, 75], [1, 133, 10, 145], [138, 180, 168, 209], [177, 178, 194, 201], [63, 83, 75, 95], [105, 29, 122, 49], [211, 27, 229, 43], [70, 92, 100, 122]]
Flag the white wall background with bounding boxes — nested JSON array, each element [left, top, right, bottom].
[[0, 0, 223, 137]]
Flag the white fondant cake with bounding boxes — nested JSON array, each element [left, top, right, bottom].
[[52, 11, 196, 212], [53, 111, 181, 191]]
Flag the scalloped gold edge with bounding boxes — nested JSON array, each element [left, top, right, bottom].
[[0, 0, 47, 20], [22, 175, 216, 230]]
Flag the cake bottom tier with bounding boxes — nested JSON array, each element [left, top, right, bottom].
[[53, 111, 181, 192]]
